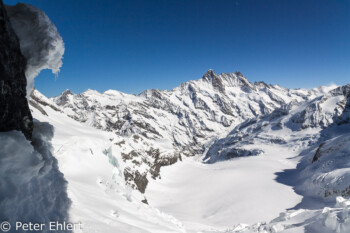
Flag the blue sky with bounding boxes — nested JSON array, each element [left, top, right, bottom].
[[4, 0, 350, 97]]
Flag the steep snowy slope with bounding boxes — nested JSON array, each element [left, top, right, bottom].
[[50, 70, 331, 192], [297, 131, 350, 200], [30, 90, 186, 233]]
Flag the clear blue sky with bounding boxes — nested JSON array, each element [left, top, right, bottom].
[[4, 0, 350, 97]]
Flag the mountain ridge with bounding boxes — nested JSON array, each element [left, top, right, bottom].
[[55, 69, 336, 97]]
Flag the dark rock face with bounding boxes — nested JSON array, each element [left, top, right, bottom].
[[0, 0, 33, 139], [202, 69, 225, 93], [312, 142, 325, 163], [55, 89, 73, 106], [121, 147, 179, 193]]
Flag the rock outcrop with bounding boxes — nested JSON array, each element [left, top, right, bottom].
[[0, 0, 33, 139]]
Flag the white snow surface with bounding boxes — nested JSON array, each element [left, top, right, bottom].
[[146, 145, 303, 232], [6, 3, 64, 97]]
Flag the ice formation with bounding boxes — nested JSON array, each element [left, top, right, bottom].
[[6, 3, 64, 97]]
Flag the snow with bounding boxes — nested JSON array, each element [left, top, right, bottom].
[[146, 145, 303, 232], [6, 3, 64, 97], [0, 128, 70, 232]]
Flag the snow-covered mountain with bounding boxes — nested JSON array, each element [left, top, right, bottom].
[[29, 79, 350, 232], [205, 84, 349, 163], [43, 70, 332, 193], [203, 83, 350, 202]]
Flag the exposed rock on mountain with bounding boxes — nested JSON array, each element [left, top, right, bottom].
[[0, 0, 33, 139]]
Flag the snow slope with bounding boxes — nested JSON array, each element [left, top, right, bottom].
[[30, 91, 186, 233]]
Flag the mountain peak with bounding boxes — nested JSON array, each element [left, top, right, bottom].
[[201, 69, 226, 93], [234, 71, 243, 77], [83, 89, 100, 95], [202, 69, 217, 79], [61, 89, 73, 96], [55, 89, 73, 106]]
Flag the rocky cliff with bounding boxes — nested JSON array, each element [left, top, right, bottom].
[[0, 0, 33, 139]]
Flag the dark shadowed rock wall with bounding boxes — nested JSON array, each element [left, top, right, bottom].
[[0, 0, 33, 139]]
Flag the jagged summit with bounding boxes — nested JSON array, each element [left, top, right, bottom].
[[202, 69, 243, 80], [61, 89, 73, 95], [234, 71, 244, 77], [254, 81, 270, 89], [200, 69, 255, 92], [201, 69, 226, 92], [55, 89, 73, 106], [202, 69, 216, 79]]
